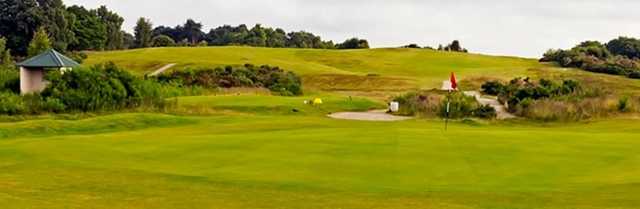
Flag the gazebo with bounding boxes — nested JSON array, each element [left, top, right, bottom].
[[17, 49, 80, 94]]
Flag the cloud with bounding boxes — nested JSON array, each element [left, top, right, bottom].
[[64, 0, 640, 57]]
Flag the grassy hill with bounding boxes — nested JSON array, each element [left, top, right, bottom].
[[85, 47, 544, 90], [85, 47, 640, 96]]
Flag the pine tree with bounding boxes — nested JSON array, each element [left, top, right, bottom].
[[28, 27, 52, 57]]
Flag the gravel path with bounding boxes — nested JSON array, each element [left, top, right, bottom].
[[464, 91, 516, 119], [148, 63, 177, 76], [328, 110, 412, 121]]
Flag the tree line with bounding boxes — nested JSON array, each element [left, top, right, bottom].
[[0, 0, 370, 59], [139, 19, 369, 50], [0, 0, 127, 56], [541, 37, 640, 79]]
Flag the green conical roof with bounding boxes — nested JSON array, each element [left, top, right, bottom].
[[18, 49, 80, 68]]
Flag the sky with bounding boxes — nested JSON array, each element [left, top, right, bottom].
[[65, 0, 640, 58]]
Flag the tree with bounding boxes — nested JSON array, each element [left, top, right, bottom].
[[266, 28, 286, 48], [0, 0, 42, 55], [450, 40, 462, 51], [246, 24, 267, 47], [152, 35, 175, 47], [134, 17, 153, 48], [607, 37, 640, 59], [96, 6, 125, 50], [152, 26, 179, 42], [37, 0, 75, 52], [27, 27, 52, 57], [440, 40, 468, 52], [336, 38, 369, 49], [0, 36, 14, 67], [182, 19, 204, 45], [122, 31, 135, 49], [67, 5, 106, 50]]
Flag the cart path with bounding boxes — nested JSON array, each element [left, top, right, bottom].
[[464, 91, 516, 120], [328, 109, 412, 122], [149, 63, 177, 76]]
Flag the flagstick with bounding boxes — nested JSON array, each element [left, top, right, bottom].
[[445, 90, 450, 131]]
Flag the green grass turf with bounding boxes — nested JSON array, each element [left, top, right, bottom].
[[1, 110, 639, 208], [2, 47, 638, 208]]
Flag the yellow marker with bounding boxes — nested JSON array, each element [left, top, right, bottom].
[[313, 98, 323, 105]]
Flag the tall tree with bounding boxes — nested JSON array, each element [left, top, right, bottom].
[[134, 17, 153, 48], [0, 0, 42, 55], [0, 36, 14, 67], [67, 5, 106, 50], [96, 6, 124, 50], [122, 31, 135, 49], [27, 27, 52, 57], [182, 19, 203, 45], [37, 0, 75, 52], [246, 24, 267, 47]]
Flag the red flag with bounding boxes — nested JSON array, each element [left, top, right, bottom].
[[450, 72, 458, 90]]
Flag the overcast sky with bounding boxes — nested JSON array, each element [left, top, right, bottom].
[[65, 0, 640, 58]]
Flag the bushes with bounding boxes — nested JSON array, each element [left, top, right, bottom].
[[0, 92, 24, 115], [65, 51, 88, 64], [393, 90, 495, 119], [480, 78, 637, 121], [440, 92, 478, 118], [40, 62, 167, 112], [541, 39, 640, 79], [473, 105, 497, 119], [0, 67, 19, 94], [336, 38, 370, 49], [484, 78, 582, 110], [152, 35, 175, 47], [157, 64, 303, 96], [481, 81, 504, 95]]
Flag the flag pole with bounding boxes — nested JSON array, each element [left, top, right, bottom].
[[445, 72, 457, 131], [445, 90, 450, 131]]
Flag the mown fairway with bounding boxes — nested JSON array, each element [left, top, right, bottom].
[[1, 110, 640, 208], [2, 47, 640, 208]]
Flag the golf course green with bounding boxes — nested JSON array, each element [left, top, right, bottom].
[[1, 47, 639, 208]]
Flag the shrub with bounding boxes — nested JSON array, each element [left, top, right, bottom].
[[65, 51, 88, 64], [395, 91, 487, 119], [541, 38, 640, 79], [0, 92, 24, 115], [629, 71, 640, 79], [158, 64, 303, 96], [618, 97, 630, 112], [0, 67, 19, 93], [41, 62, 167, 112], [440, 92, 479, 118], [336, 38, 369, 49], [473, 105, 497, 119], [393, 91, 443, 117], [481, 81, 504, 95], [152, 35, 176, 47]]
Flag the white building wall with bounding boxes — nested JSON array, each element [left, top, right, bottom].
[[20, 67, 46, 94]]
